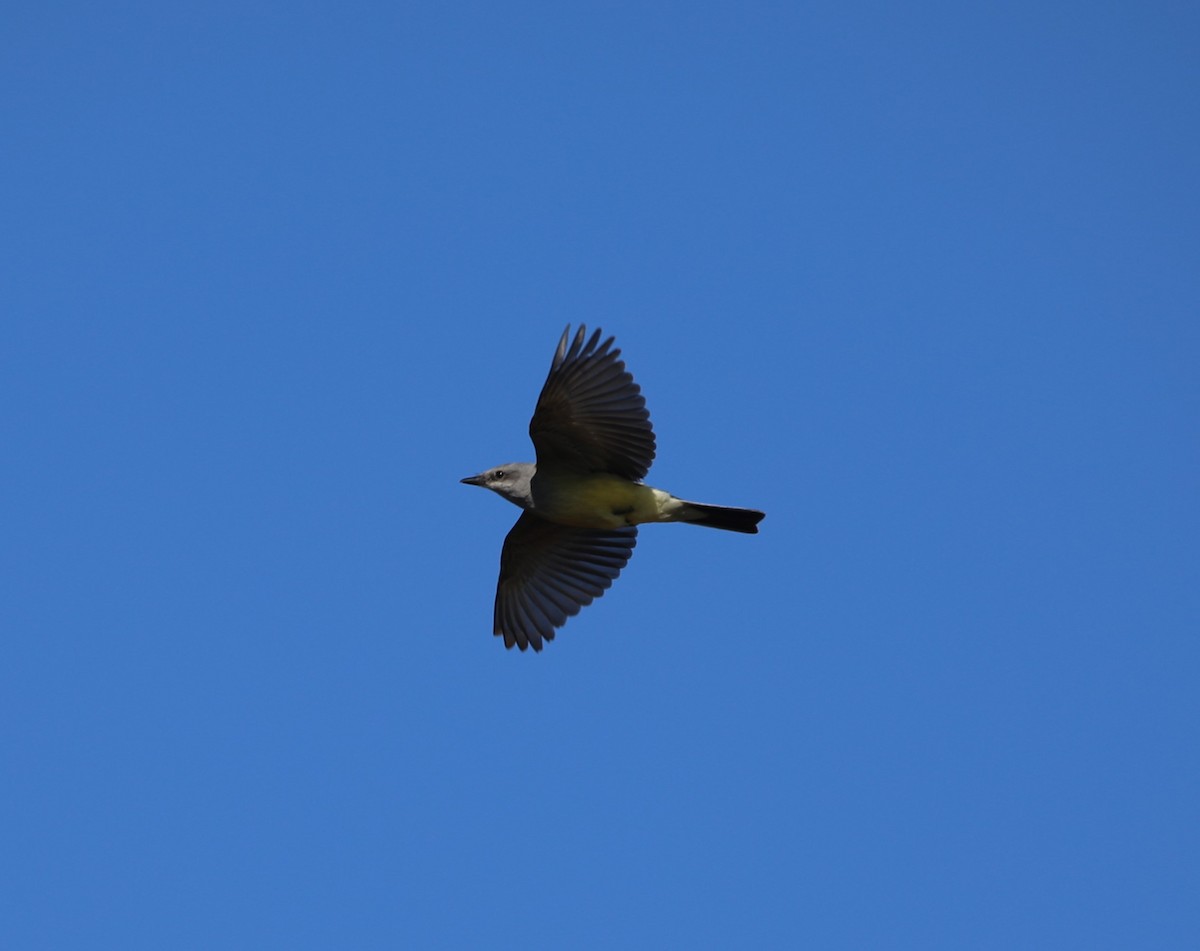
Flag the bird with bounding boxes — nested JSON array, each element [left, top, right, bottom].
[[461, 325, 764, 651]]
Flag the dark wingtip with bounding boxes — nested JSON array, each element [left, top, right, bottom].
[[496, 623, 548, 652], [553, 324, 622, 368], [569, 325, 588, 361], [584, 327, 603, 355], [553, 326, 572, 368], [553, 324, 591, 369]]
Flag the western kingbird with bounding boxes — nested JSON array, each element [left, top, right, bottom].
[[462, 325, 764, 651]]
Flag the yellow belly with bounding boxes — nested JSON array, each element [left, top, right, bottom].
[[531, 472, 667, 529]]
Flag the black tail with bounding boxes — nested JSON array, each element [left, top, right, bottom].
[[677, 500, 765, 534]]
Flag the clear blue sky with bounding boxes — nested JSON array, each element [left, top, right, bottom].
[[3, 2, 1197, 948]]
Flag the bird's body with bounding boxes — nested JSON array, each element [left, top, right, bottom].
[[534, 468, 661, 529], [462, 326, 764, 651]]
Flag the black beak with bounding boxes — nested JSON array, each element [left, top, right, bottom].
[[460, 474, 485, 486]]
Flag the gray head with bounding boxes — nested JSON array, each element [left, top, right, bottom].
[[460, 462, 535, 509]]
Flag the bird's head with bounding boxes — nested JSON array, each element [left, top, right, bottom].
[[460, 463, 534, 508]]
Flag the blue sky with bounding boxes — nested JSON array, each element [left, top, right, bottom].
[[3, 2, 1198, 948]]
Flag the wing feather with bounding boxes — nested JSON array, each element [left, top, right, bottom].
[[493, 511, 638, 651], [529, 325, 656, 480]]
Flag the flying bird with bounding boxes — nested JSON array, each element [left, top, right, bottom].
[[462, 325, 764, 651]]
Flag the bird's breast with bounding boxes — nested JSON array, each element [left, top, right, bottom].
[[530, 471, 659, 529]]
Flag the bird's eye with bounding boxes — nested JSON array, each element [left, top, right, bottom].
[[494, 470, 505, 479]]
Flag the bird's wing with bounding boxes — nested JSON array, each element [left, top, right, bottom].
[[529, 325, 656, 481], [494, 511, 637, 651]]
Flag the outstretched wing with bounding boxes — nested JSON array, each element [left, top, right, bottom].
[[494, 511, 638, 651], [529, 325, 656, 481]]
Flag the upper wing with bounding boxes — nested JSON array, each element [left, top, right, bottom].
[[494, 511, 638, 651], [529, 325, 656, 481]]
